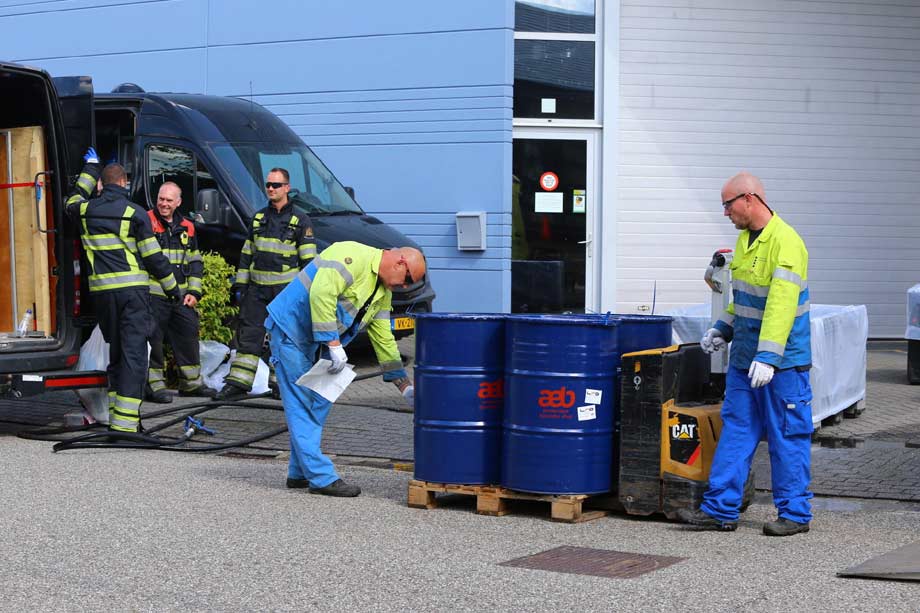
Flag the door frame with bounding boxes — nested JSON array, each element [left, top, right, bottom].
[[512, 126, 601, 313]]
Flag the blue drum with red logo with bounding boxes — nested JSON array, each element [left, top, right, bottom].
[[413, 313, 506, 484], [502, 314, 622, 494]]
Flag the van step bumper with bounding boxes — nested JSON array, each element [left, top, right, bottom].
[[2, 370, 107, 398]]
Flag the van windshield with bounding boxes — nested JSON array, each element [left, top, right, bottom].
[[211, 142, 363, 215]]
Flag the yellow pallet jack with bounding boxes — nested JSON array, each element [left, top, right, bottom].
[[616, 250, 753, 518]]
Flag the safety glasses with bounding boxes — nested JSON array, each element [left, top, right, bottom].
[[265, 182, 288, 189], [721, 192, 768, 209]]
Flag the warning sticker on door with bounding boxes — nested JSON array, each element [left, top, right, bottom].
[[577, 405, 597, 421], [584, 389, 602, 404], [573, 189, 586, 214]]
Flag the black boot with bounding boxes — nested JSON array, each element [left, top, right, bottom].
[[763, 518, 810, 536], [675, 508, 737, 531], [145, 386, 173, 404], [309, 479, 361, 497], [179, 385, 218, 398], [213, 382, 249, 401]]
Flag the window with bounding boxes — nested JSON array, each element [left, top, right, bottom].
[[146, 144, 217, 218], [210, 142, 361, 215], [515, 0, 595, 34], [514, 39, 595, 119], [514, 0, 598, 121]]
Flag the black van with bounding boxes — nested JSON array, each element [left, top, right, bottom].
[[86, 82, 434, 335], [0, 62, 106, 395], [0, 62, 432, 397]]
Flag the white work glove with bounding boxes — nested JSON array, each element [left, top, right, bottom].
[[327, 344, 348, 374], [700, 328, 727, 354], [402, 385, 415, 405], [748, 361, 775, 388]]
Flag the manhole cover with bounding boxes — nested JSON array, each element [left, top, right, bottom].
[[499, 545, 685, 579]]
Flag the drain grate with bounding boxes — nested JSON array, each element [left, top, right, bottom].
[[499, 545, 686, 579]]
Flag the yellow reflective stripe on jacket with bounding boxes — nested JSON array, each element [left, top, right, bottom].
[[253, 236, 298, 255]]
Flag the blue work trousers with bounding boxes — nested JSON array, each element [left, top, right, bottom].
[[265, 317, 339, 489], [701, 366, 814, 524]]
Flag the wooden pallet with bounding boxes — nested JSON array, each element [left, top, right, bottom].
[[407, 479, 607, 523]]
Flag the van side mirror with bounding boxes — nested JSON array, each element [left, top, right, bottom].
[[344, 186, 356, 200], [195, 188, 223, 225]]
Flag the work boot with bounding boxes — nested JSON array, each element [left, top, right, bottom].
[[179, 385, 218, 398], [675, 507, 737, 531], [309, 479, 361, 497], [763, 518, 810, 537], [286, 477, 309, 489], [145, 388, 173, 404], [213, 382, 249, 401]]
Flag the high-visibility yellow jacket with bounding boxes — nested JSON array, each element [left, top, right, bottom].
[[714, 213, 811, 369], [65, 164, 179, 297], [266, 241, 405, 380]]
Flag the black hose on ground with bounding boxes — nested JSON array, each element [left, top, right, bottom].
[[22, 367, 396, 453]]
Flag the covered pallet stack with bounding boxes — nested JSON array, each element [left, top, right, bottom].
[[0, 125, 54, 337]]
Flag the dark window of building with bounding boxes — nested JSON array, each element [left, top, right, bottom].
[[514, 39, 595, 119], [515, 0, 595, 34]]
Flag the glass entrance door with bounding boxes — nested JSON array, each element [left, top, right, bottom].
[[511, 132, 596, 313]]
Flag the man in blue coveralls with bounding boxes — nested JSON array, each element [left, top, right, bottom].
[[265, 242, 425, 497], [677, 172, 814, 537]]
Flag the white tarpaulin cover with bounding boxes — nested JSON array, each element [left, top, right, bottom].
[[906, 284, 920, 340], [667, 303, 868, 425]]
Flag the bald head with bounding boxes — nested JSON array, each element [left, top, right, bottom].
[[379, 247, 426, 290], [723, 172, 765, 202], [721, 171, 773, 231]]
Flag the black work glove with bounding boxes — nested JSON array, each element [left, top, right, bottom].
[[230, 284, 247, 307]]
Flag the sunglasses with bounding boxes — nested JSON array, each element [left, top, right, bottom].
[[265, 182, 288, 189], [722, 192, 768, 209]]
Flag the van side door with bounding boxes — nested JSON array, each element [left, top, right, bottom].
[[51, 76, 95, 178]]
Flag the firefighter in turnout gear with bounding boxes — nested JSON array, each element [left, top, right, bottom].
[[66, 148, 181, 432], [266, 242, 423, 496], [144, 182, 216, 403], [214, 167, 317, 401]]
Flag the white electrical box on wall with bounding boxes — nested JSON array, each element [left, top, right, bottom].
[[455, 211, 487, 251]]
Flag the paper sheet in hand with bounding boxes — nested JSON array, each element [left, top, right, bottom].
[[295, 359, 356, 402]]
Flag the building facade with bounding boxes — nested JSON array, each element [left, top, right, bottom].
[[2, 0, 918, 336]]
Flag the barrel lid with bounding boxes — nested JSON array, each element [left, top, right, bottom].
[[611, 314, 673, 324], [414, 312, 506, 321], [505, 313, 621, 326]]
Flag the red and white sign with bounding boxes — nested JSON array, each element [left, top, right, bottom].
[[539, 172, 559, 192]]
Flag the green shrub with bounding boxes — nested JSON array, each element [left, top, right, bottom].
[[198, 252, 238, 345]]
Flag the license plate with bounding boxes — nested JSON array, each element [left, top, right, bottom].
[[392, 316, 415, 331]]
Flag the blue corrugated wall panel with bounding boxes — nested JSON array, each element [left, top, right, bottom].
[[0, 0, 513, 313]]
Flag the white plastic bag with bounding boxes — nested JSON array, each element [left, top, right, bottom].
[[200, 340, 231, 383], [202, 345, 270, 396], [74, 325, 110, 423]]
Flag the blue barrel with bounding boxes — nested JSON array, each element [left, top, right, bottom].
[[614, 314, 673, 355], [502, 314, 622, 494], [413, 314, 505, 484]]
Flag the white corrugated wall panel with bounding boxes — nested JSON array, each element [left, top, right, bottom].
[[617, 0, 920, 337]]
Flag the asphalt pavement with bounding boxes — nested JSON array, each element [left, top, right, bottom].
[[1, 339, 919, 610]]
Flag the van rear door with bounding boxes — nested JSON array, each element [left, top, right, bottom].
[[51, 76, 95, 177]]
